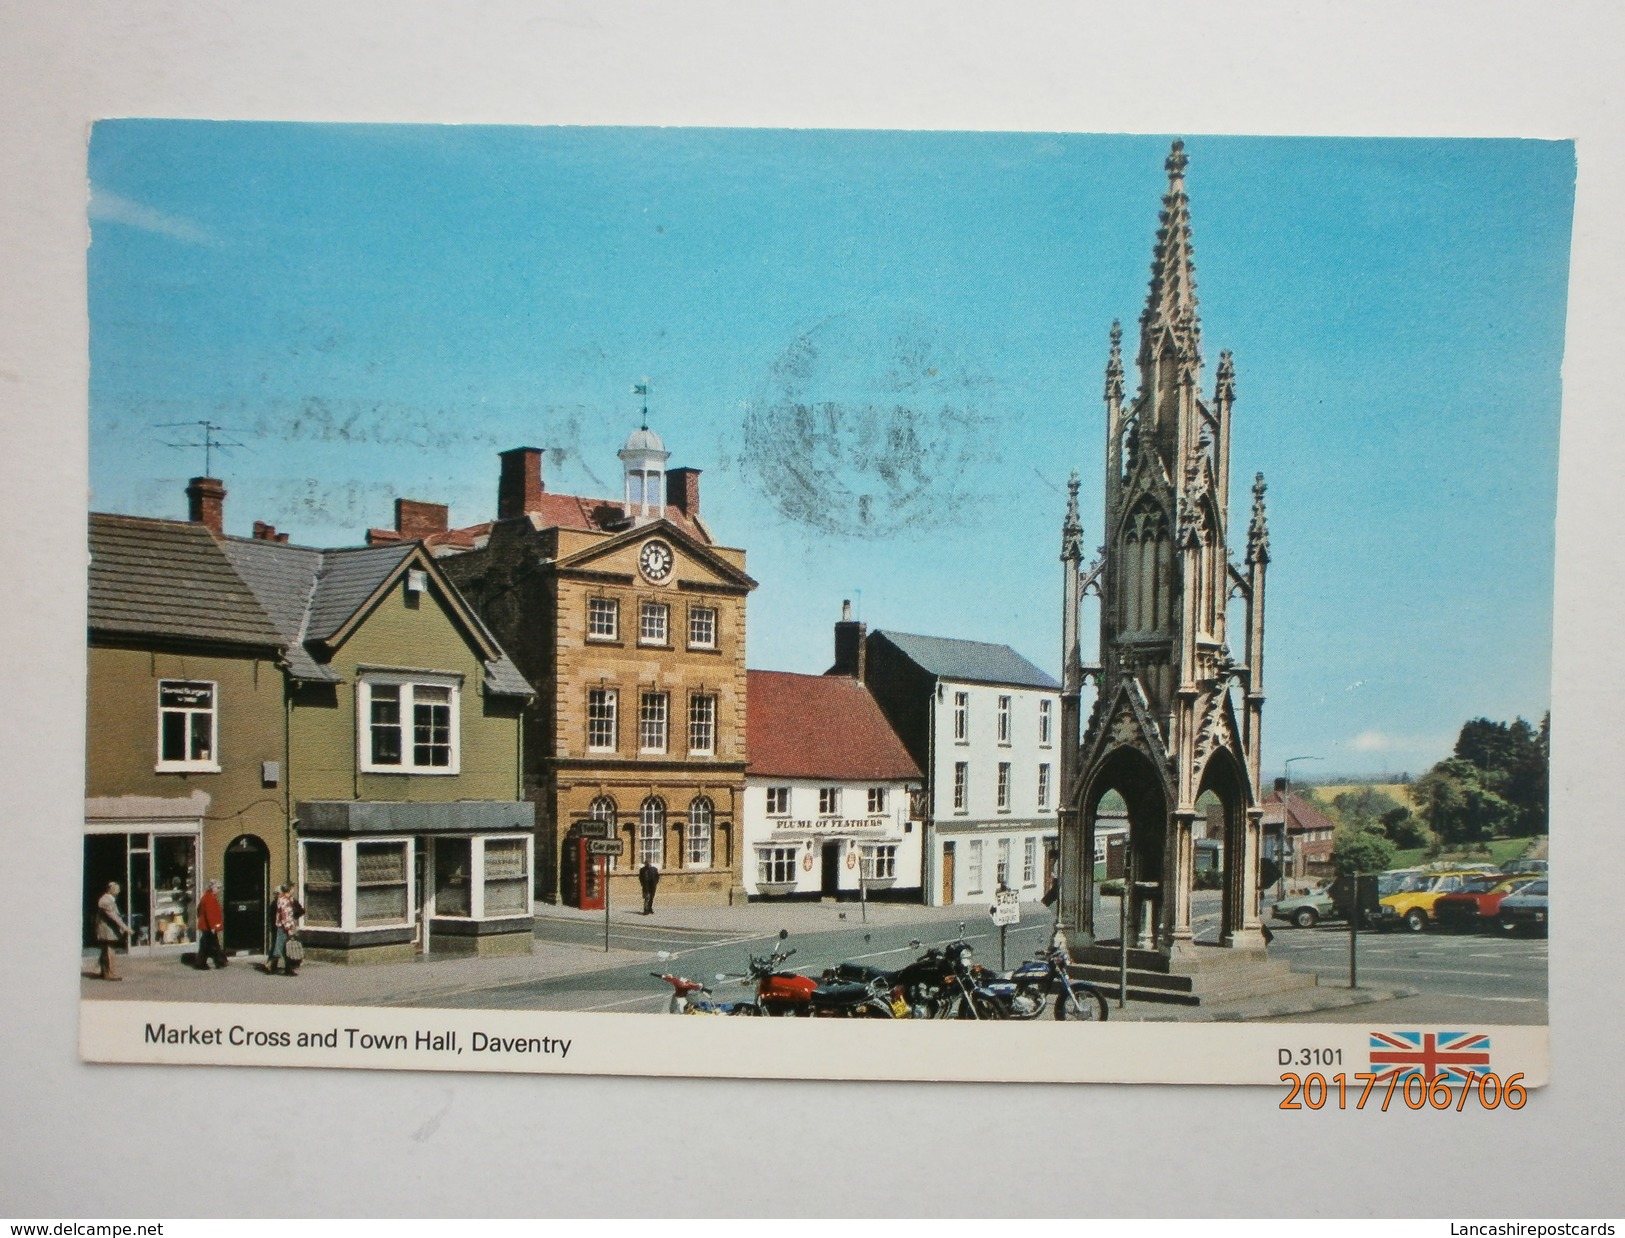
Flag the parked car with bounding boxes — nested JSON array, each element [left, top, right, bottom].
[[1433, 875, 1541, 932], [1372, 869, 1499, 932], [1497, 880, 1548, 936], [1500, 857, 1548, 876], [1271, 889, 1338, 928]]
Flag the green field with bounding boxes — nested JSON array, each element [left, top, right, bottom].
[[1388, 837, 1535, 870]]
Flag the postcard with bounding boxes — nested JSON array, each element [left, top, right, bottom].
[[78, 123, 1568, 1088]]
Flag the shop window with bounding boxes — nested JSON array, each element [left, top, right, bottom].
[[301, 841, 342, 927], [587, 689, 618, 752], [997, 696, 1012, 744], [860, 844, 897, 881], [953, 692, 969, 742], [765, 786, 790, 816], [688, 606, 717, 649], [1039, 699, 1053, 746], [483, 838, 529, 916], [867, 787, 886, 814], [685, 798, 713, 868], [967, 839, 984, 894], [953, 763, 968, 812], [688, 694, 716, 755], [157, 680, 218, 771], [819, 787, 840, 816], [1023, 837, 1038, 886], [639, 601, 670, 646], [639, 692, 669, 753], [434, 837, 472, 917], [758, 846, 798, 885], [638, 798, 665, 868], [587, 597, 619, 640], [360, 677, 459, 774], [356, 841, 410, 926]]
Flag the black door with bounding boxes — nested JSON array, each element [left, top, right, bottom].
[[223, 835, 269, 956], [821, 841, 841, 897]]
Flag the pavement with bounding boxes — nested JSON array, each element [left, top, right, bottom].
[[79, 891, 1483, 1023]]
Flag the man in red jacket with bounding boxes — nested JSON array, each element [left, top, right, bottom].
[[196, 879, 228, 969]]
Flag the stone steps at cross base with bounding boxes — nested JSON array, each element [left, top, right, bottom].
[[1066, 957, 1319, 1007]]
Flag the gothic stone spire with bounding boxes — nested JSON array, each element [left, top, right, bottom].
[[1139, 139, 1200, 364], [1105, 320, 1124, 403], [1061, 470, 1084, 561], [1246, 471, 1271, 565]]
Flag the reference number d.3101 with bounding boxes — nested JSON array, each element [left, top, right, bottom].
[[1280, 1071, 1528, 1111]]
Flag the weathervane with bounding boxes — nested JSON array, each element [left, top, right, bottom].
[[632, 379, 650, 430], [156, 419, 248, 476]]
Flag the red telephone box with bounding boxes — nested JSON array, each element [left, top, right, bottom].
[[571, 835, 606, 911]]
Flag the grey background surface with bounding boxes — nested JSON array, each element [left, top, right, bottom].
[[1, 1, 1620, 1218]]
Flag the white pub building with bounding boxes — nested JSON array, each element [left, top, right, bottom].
[[742, 668, 923, 900], [850, 620, 1063, 908]]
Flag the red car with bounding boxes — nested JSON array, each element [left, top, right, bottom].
[[1432, 875, 1541, 932]]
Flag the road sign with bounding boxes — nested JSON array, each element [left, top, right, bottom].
[[990, 888, 1021, 927], [588, 838, 625, 857], [578, 820, 611, 840]]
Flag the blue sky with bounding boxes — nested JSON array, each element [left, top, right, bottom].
[[87, 123, 1573, 780]]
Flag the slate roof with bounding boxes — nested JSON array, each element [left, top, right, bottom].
[[89, 514, 282, 649], [221, 535, 532, 697], [872, 630, 1060, 690], [747, 671, 921, 781]]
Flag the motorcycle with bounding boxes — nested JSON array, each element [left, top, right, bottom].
[[650, 970, 750, 1015], [980, 925, 1109, 1021], [830, 925, 1004, 1020], [659, 931, 902, 1018]]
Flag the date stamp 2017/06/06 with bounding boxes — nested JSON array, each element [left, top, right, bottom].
[[1280, 1071, 1528, 1112]]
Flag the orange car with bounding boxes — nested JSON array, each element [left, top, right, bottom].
[[1371, 868, 1501, 932]]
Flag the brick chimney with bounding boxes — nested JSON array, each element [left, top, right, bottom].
[[186, 477, 226, 535], [498, 447, 545, 520], [832, 598, 867, 680], [252, 520, 289, 543], [394, 499, 449, 539], [666, 466, 701, 518]]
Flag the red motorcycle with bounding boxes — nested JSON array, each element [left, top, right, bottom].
[[682, 930, 905, 1018]]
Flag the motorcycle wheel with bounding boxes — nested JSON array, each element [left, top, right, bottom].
[[948, 992, 1006, 1020], [1054, 985, 1109, 1022]]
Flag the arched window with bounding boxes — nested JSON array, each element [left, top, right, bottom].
[[587, 796, 617, 868], [685, 797, 714, 869], [638, 797, 665, 868]]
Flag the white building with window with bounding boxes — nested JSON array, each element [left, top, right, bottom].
[[742, 670, 922, 900], [851, 626, 1062, 908]]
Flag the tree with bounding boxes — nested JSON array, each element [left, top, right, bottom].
[[1332, 827, 1395, 877], [1330, 785, 1404, 832], [1380, 804, 1431, 849]]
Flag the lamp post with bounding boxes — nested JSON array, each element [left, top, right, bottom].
[[1280, 755, 1324, 897]]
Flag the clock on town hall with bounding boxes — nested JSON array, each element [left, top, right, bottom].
[[638, 538, 675, 584]]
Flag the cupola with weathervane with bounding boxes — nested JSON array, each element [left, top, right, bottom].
[[618, 383, 670, 524]]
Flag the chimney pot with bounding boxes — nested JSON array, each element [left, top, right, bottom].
[[498, 447, 546, 520], [186, 477, 226, 536]]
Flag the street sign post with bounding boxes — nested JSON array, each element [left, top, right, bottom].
[[578, 820, 611, 840], [990, 888, 1020, 968], [587, 838, 625, 950]]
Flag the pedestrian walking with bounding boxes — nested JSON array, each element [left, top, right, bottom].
[[638, 861, 660, 915], [264, 884, 296, 975], [196, 879, 228, 969], [93, 881, 132, 981]]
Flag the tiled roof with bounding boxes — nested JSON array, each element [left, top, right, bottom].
[[217, 537, 332, 681], [1260, 791, 1340, 835], [872, 630, 1060, 690], [304, 543, 418, 641], [747, 671, 921, 781], [369, 494, 707, 548], [88, 514, 282, 649]]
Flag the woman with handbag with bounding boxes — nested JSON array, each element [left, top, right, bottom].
[[264, 884, 297, 976]]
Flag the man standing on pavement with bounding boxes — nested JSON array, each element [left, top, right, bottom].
[[196, 879, 228, 969], [94, 881, 132, 981], [638, 860, 660, 915]]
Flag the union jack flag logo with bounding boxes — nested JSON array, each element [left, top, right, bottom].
[[1369, 1031, 1492, 1083]]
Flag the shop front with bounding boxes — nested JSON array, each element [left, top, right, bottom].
[[295, 800, 534, 964], [83, 796, 208, 952], [742, 780, 922, 902]]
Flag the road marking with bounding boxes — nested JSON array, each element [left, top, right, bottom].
[[1434, 993, 1543, 1004], [1350, 966, 1515, 979], [577, 992, 674, 1012]]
